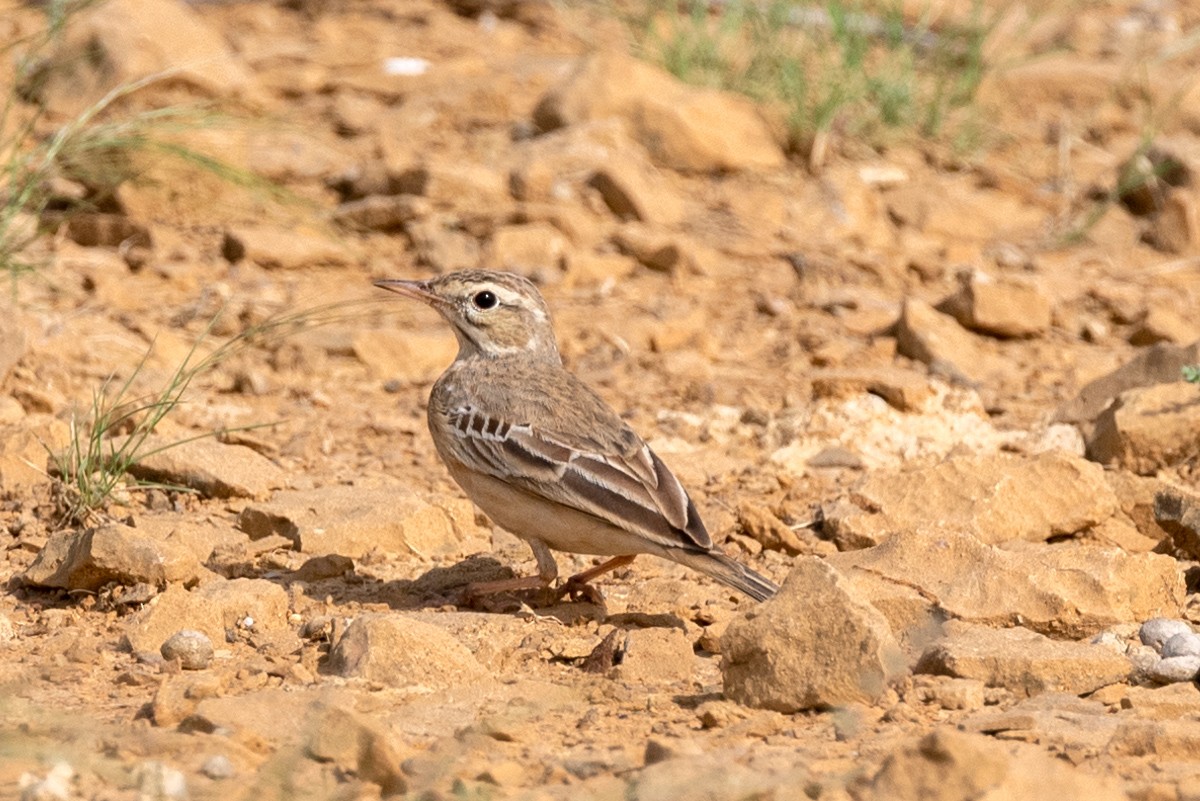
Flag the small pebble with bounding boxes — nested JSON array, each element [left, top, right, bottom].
[[200, 755, 234, 780], [1162, 632, 1200, 659], [1090, 631, 1127, 654], [161, 630, 214, 670], [1139, 618, 1193, 651], [1149, 655, 1200, 684]]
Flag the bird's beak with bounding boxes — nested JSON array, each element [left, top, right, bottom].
[[373, 278, 446, 310]]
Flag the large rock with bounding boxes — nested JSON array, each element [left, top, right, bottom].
[[533, 51, 784, 173], [123, 578, 290, 653], [38, 0, 261, 116], [721, 557, 904, 711], [894, 298, 989, 382], [825, 450, 1120, 549], [936, 271, 1052, 338], [19, 524, 204, 592], [222, 226, 348, 270], [915, 622, 1131, 698], [1086, 382, 1200, 474], [1156, 487, 1200, 559], [860, 728, 1125, 801], [237, 486, 477, 559], [327, 613, 488, 690], [829, 528, 1183, 639], [123, 436, 285, 499], [1056, 341, 1200, 427], [305, 703, 408, 796]]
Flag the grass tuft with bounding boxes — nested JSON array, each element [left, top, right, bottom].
[[627, 0, 995, 158]]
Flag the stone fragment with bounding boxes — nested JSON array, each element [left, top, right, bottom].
[[825, 450, 1119, 549], [404, 216, 481, 272], [1146, 188, 1200, 254], [1086, 382, 1200, 474], [629, 753, 801, 801], [0, 418, 69, 492], [1150, 655, 1200, 683], [809, 367, 934, 412], [562, 251, 638, 288], [1108, 719, 1200, 760], [391, 160, 508, 205], [37, 0, 261, 116], [351, 329, 456, 382], [1155, 487, 1200, 559], [586, 163, 685, 226], [534, 51, 784, 172], [160, 630, 214, 670], [63, 213, 152, 250], [861, 727, 1125, 801], [327, 613, 488, 690], [894, 298, 988, 382], [721, 557, 903, 711], [305, 703, 407, 796], [123, 579, 289, 653], [486, 222, 569, 274], [237, 486, 472, 559], [20, 524, 203, 592], [829, 529, 1183, 639], [200, 756, 234, 780], [222, 225, 346, 270], [332, 195, 426, 232], [911, 676, 986, 711], [123, 436, 284, 499], [1056, 341, 1200, 426], [611, 223, 697, 273], [613, 627, 694, 684], [0, 311, 28, 385], [936, 271, 1052, 338], [1129, 306, 1200, 346], [1140, 618, 1195, 651], [915, 622, 1131, 697]]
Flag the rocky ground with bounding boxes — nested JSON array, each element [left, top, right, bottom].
[[2, 0, 1200, 798]]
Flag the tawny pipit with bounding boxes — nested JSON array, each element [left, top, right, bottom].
[[375, 270, 778, 602]]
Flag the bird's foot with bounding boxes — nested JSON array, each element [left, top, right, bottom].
[[554, 576, 606, 606]]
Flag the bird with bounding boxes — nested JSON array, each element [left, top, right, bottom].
[[374, 270, 778, 603]]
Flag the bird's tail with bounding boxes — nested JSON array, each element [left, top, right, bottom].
[[670, 549, 779, 602]]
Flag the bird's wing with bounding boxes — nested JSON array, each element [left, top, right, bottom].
[[446, 405, 713, 552]]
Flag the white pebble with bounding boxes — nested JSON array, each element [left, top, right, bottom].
[[19, 761, 74, 801], [1139, 618, 1193, 651], [1163, 632, 1200, 659], [1150, 655, 1200, 684], [200, 754, 234, 780]]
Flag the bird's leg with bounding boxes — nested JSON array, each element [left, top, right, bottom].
[[557, 555, 636, 602], [462, 538, 558, 599]]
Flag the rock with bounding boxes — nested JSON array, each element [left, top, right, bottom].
[[351, 329, 456, 382], [721, 557, 904, 711], [0, 418, 69, 492], [328, 613, 488, 690], [1056, 341, 1200, 427], [486, 222, 569, 274], [199, 755, 234, 780], [628, 753, 802, 801], [612, 223, 702, 273], [123, 579, 289, 653], [861, 727, 1125, 801], [305, 703, 407, 796], [123, 436, 285, 499], [1150, 655, 1200, 683], [404, 216, 482, 272], [613, 627, 694, 684], [221, 226, 347, 270], [1140, 619, 1195, 651], [911, 676, 986, 711], [19, 524, 203, 592], [390, 160, 509, 206], [0, 308, 29, 384], [1129, 306, 1200, 346], [828, 529, 1184, 639], [562, 251, 638, 288], [37, 0, 261, 117], [1145, 188, 1200, 254], [810, 367, 934, 412], [332, 195, 427, 232], [1086, 382, 1200, 474], [160, 630, 214, 670], [237, 486, 474, 559], [1155, 487, 1200, 559], [936, 271, 1052, 338], [63, 213, 152, 250], [894, 298, 988, 382], [825, 450, 1120, 549], [533, 51, 784, 173], [586, 163, 686, 227], [1108, 719, 1200, 760], [915, 622, 1131, 698]]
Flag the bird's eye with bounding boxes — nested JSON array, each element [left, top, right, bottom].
[[472, 290, 498, 310]]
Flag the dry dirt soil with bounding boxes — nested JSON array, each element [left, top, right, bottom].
[[3, 0, 1200, 799]]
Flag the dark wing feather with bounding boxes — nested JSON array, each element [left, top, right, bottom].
[[445, 406, 712, 552]]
